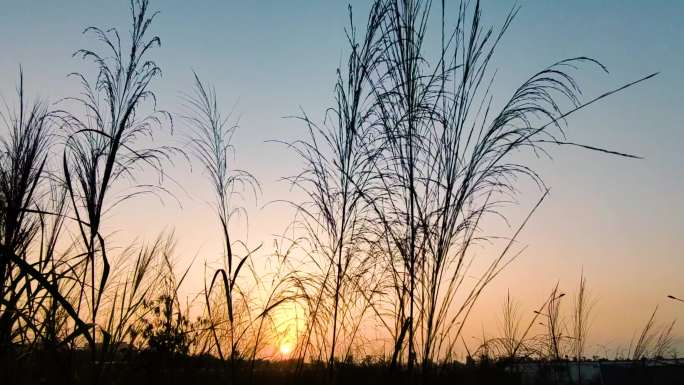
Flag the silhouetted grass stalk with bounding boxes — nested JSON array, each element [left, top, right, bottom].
[[183, 72, 260, 379]]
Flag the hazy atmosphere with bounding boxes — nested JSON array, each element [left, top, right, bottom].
[[1, 1, 683, 384]]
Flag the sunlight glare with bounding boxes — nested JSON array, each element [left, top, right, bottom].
[[279, 342, 292, 355]]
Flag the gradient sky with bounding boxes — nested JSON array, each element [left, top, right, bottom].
[[1, 0, 682, 356]]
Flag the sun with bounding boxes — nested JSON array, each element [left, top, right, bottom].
[[279, 342, 292, 356]]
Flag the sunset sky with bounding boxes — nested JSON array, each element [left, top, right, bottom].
[[1, 0, 682, 356]]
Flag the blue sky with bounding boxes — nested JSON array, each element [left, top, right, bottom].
[[1, 0, 682, 354]]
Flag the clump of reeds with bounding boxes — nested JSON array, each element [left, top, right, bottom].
[[0, 70, 55, 349], [281, 0, 387, 373]]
